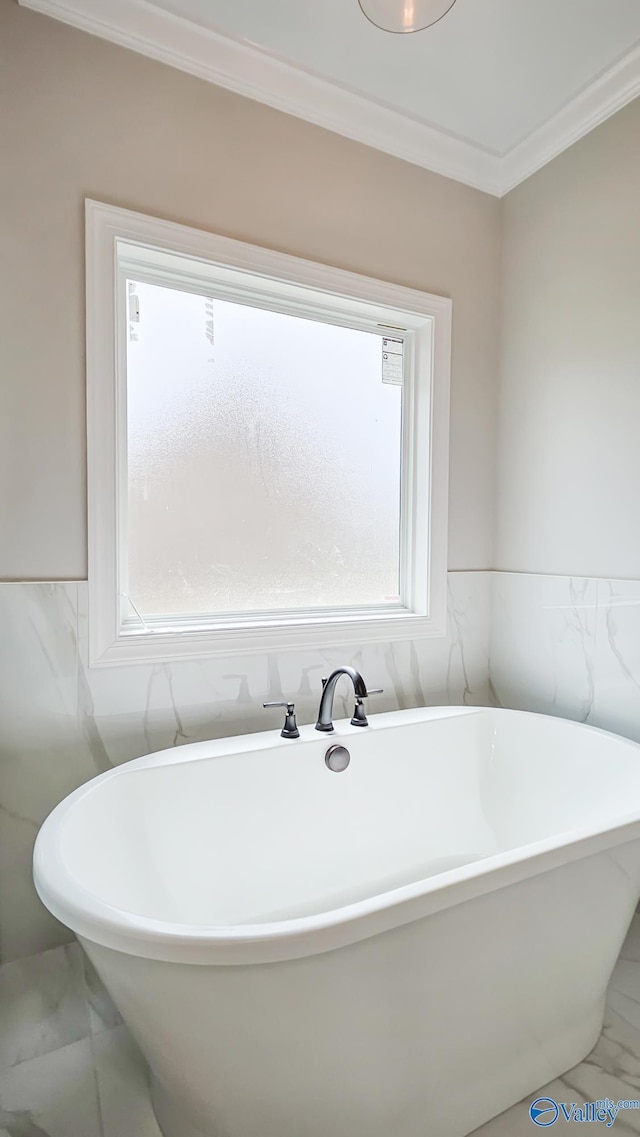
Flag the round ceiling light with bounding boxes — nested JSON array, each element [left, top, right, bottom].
[[358, 0, 457, 34]]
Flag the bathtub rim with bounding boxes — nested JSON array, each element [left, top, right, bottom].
[[33, 706, 640, 965]]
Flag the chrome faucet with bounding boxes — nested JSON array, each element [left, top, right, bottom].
[[315, 666, 382, 732]]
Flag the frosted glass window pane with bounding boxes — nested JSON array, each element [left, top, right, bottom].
[[126, 280, 402, 617]]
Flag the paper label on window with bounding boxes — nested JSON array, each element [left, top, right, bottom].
[[382, 337, 403, 385]]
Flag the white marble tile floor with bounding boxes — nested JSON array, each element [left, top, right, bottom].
[[1, 924, 640, 1136], [0, 942, 156, 1137]]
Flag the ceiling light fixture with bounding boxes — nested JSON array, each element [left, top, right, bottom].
[[358, 0, 457, 34]]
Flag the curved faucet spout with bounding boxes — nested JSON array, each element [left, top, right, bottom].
[[315, 667, 369, 733]]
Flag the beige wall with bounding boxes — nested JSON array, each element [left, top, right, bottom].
[[4, 2, 638, 584], [0, 2, 501, 581], [497, 97, 640, 578]]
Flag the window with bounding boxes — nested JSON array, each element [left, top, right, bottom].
[[86, 201, 451, 665]]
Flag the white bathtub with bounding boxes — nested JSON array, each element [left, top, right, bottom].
[[34, 706, 640, 1137]]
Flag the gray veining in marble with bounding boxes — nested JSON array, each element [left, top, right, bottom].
[[75, 572, 491, 764], [0, 1037, 102, 1137], [490, 573, 640, 745], [0, 572, 491, 962], [0, 944, 89, 1072], [490, 573, 598, 723], [5, 570, 640, 965], [0, 585, 101, 962]]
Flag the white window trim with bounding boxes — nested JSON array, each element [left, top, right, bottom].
[[86, 199, 451, 667]]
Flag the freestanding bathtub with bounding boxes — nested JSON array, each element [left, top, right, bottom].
[[34, 706, 640, 1137]]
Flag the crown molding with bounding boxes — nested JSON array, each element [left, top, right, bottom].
[[17, 0, 501, 195], [501, 39, 640, 194], [17, 0, 640, 197]]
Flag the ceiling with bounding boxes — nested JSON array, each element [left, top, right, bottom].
[[19, 0, 640, 194]]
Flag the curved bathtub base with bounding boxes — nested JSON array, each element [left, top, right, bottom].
[[81, 833, 631, 1137], [147, 1013, 605, 1137], [151, 1077, 207, 1137]]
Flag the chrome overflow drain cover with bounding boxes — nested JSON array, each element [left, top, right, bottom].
[[325, 745, 351, 773]]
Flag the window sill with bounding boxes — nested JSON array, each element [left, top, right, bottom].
[[89, 608, 447, 667]]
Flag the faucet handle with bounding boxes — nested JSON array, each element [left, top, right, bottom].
[[263, 701, 300, 739], [351, 688, 384, 727]]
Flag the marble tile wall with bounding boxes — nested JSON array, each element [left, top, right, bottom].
[[5, 568, 640, 965], [0, 571, 491, 963], [490, 573, 640, 742]]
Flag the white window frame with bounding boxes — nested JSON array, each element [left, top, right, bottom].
[[86, 200, 451, 667]]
